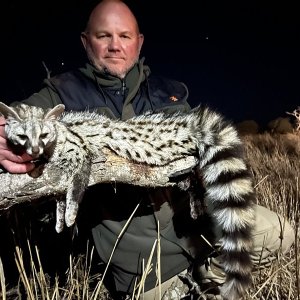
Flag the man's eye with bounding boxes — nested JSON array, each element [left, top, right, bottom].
[[96, 34, 108, 39]]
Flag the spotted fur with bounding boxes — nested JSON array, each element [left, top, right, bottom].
[[0, 102, 255, 300]]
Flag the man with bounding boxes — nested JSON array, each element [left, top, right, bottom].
[[0, 0, 294, 299]]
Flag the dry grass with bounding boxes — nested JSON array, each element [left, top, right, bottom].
[[1, 241, 111, 300], [242, 132, 300, 300], [1, 132, 299, 299]]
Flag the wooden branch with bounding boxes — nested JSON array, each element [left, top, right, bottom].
[[287, 107, 300, 131], [0, 147, 198, 213]]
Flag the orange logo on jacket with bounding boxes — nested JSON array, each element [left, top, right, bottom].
[[169, 96, 178, 102]]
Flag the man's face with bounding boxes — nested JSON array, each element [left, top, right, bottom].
[[81, 3, 144, 79]]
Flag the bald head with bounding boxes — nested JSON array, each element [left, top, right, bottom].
[[81, 0, 144, 78], [86, 0, 140, 35]]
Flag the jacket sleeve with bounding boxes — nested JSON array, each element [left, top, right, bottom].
[[157, 81, 191, 115], [177, 81, 191, 112], [147, 75, 191, 115], [10, 79, 63, 109]]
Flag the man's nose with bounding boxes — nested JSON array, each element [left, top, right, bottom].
[[108, 36, 121, 50]]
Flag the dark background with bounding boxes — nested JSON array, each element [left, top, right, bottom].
[[1, 0, 299, 127]]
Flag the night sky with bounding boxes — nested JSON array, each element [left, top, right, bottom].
[[1, 0, 299, 127]]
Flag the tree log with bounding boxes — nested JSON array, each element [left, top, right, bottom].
[[0, 147, 198, 213]]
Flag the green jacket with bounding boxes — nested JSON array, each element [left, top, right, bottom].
[[15, 58, 190, 120]]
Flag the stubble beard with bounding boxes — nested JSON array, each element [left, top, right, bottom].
[[86, 48, 138, 79]]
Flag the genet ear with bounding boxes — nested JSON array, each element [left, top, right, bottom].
[[44, 104, 65, 120], [0, 101, 22, 121]]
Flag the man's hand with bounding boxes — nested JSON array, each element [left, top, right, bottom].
[[0, 116, 35, 173]]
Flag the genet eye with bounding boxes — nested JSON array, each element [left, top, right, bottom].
[[40, 133, 49, 139], [17, 134, 28, 140]]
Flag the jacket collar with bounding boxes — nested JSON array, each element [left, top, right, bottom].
[[79, 58, 151, 119], [79, 58, 151, 91]]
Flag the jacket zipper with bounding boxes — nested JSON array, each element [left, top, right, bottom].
[[121, 80, 126, 95]]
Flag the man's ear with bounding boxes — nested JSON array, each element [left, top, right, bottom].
[[81, 32, 88, 50], [138, 33, 144, 53]]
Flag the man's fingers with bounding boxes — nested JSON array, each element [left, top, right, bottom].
[[0, 148, 32, 162], [0, 160, 35, 174], [0, 116, 6, 126]]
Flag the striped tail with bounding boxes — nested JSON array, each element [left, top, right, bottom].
[[194, 106, 255, 300]]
